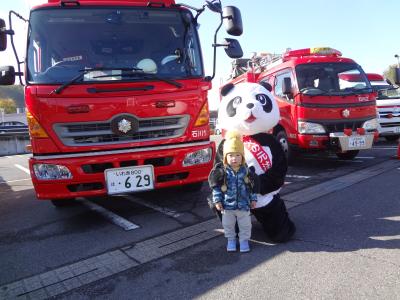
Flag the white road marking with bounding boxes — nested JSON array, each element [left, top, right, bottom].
[[124, 195, 181, 218], [14, 164, 30, 174], [369, 235, 400, 241], [78, 198, 140, 231], [286, 174, 311, 179], [0, 178, 31, 184], [16, 154, 32, 158], [303, 157, 364, 163]]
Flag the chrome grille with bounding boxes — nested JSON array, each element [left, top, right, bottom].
[[54, 115, 189, 146], [380, 122, 400, 128], [322, 120, 364, 133], [378, 112, 400, 119]]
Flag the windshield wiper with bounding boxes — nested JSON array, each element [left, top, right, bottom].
[[300, 87, 331, 96], [342, 87, 373, 95], [50, 67, 143, 95], [93, 70, 183, 88]]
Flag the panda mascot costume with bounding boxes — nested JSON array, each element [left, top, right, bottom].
[[209, 81, 296, 243]]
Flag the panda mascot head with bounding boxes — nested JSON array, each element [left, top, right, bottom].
[[218, 82, 279, 136]]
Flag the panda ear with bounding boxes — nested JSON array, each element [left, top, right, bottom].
[[259, 81, 272, 92], [220, 83, 235, 96]]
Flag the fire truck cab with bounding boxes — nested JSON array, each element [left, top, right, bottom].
[[0, 0, 243, 205], [229, 47, 379, 163]]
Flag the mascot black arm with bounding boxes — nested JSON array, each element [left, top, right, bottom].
[[215, 140, 225, 165], [250, 133, 287, 195]]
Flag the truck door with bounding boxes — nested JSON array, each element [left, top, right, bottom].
[[271, 70, 296, 135]]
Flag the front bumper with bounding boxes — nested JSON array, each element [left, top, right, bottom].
[[29, 141, 215, 200], [377, 123, 400, 136], [295, 132, 376, 151], [328, 132, 375, 151]]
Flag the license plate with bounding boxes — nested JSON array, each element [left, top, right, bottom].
[[395, 127, 400, 133], [348, 136, 366, 148], [105, 165, 154, 195]]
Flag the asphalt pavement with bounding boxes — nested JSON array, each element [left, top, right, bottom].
[[51, 158, 400, 300]]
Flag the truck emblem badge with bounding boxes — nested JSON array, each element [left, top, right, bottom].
[[111, 115, 139, 136], [342, 109, 350, 118], [118, 119, 132, 133]]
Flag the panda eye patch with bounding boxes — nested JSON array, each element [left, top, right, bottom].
[[256, 94, 268, 105], [232, 96, 242, 108], [256, 93, 273, 113]]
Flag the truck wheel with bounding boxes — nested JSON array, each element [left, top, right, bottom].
[[335, 150, 359, 160], [384, 135, 399, 142], [276, 130, 295, 165], [51, 199, 76, 207]]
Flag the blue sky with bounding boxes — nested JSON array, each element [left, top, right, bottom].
[[1, 0, 399, 110]]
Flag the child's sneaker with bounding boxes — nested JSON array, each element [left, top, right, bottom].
[[239, 240, 250, 253], [226, 239, 237, 252]]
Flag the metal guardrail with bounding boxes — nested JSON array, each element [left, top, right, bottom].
[[0, 130, 29, 136], [0, 131, 30, 155]]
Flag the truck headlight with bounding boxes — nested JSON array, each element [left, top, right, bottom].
[[183, 148, 212, 167], [33, 164, 72, 180], [362, 118, 378, 131], [298, 121, 326, 134]]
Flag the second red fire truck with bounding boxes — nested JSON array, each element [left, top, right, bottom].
[[228, 47, 379, 163]]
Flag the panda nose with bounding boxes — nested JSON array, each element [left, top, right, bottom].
[[247, 103, 254, 109]]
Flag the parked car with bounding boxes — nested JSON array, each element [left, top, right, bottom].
[[366, 74, 400, 141], [0, 121, 28, 133]]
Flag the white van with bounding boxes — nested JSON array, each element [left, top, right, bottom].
[[367, 73, 400, 141]]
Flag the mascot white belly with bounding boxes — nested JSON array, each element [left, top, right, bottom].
[[244, 143, 280, 208]]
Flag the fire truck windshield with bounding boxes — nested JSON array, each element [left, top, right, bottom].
[[373, 85, 400, 100], [296, 63, 372, 96], [26, 7, 203, 84]]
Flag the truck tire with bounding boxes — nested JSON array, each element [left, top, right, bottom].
[[51, 199, 76, 207], [384, 135, 399, 142], [276, 130, 295, 165], [335, 150, 359, 160]]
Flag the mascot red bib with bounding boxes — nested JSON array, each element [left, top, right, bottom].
[[209, 82, 295, 243]]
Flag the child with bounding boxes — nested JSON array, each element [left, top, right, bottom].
[[209, 131, 257, 252]]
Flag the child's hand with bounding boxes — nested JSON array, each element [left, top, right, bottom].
[[250, 201, 257, 209], [215, 202, 224, 211]]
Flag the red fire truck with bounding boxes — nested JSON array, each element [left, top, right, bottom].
[[228, 47, 379, 163], [0, 0, 243, 205]]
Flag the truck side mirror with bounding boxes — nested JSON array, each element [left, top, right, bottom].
[[0, 19, 8, 51], [282, 77, 292, 95], [0, 66, 16, 85], [223, 38, 243, 58], [395, 68, 400, 85], [222, 6, 243, 36]]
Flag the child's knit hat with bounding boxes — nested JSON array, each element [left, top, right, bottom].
[[223, 130, 245, 166]]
